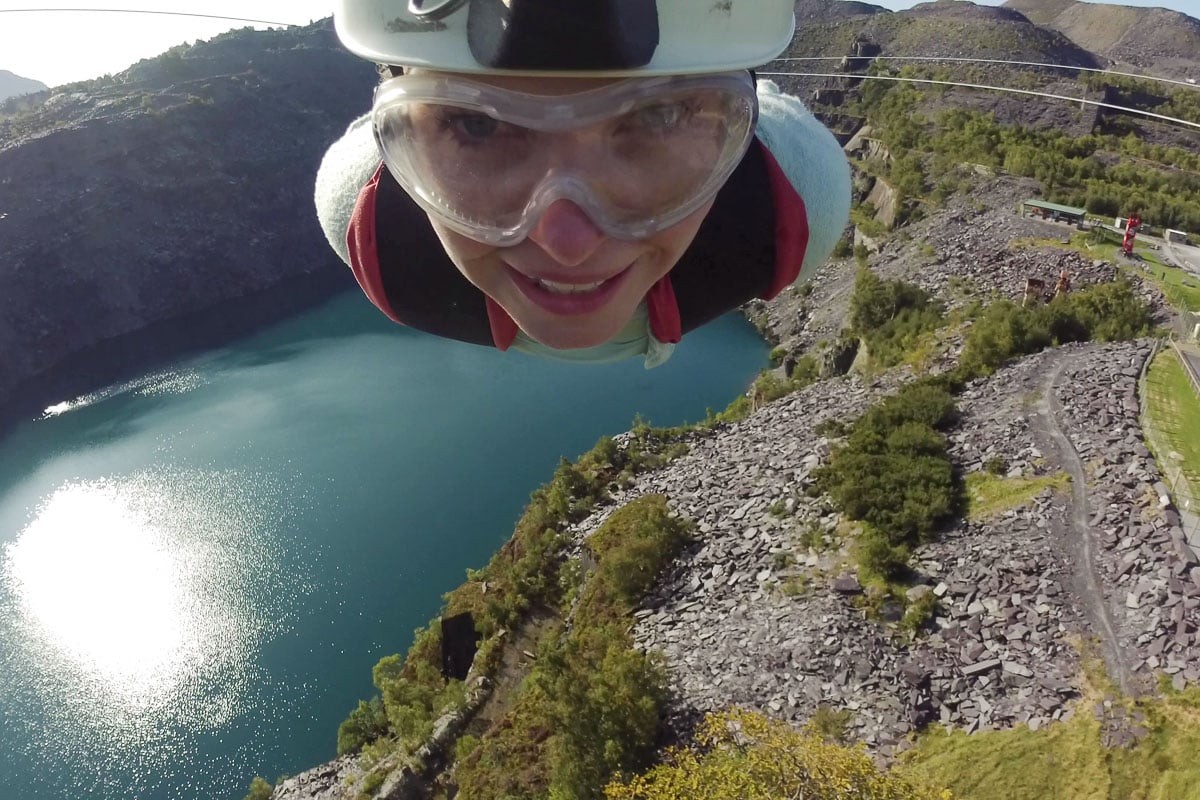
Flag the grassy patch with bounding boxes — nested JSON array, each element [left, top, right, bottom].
[[902, 709, 1108, 800], [964, 471, 1071, 521], [1143, 349, 1200, 501], [902, 688, 1200, 800], [1130, 264, 1200, 313]]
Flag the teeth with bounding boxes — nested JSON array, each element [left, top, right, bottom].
[[536, 278, 606, 294]]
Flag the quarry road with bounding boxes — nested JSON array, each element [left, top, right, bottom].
[[1165, 241, 1200, 279], [1037, 356, 1137, 695]]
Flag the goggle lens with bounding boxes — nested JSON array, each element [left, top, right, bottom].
[[372, 73, 757, 244]]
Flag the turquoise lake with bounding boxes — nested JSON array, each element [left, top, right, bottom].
[[0, 290, 766, 800]]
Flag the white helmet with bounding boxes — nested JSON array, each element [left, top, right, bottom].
[[334, 0, 796, 76]]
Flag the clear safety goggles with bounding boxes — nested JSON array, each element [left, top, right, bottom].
[[371, 71, 758, 246]]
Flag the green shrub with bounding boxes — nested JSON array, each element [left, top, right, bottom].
[[814, 418, 848, 438], [900, 592, 941, 638], [359, 768, 386, 798], [337, 697, 390, 755], [806, 705, 854, 744], [984, 457, 1007, 476], [959, 281, 1154, 380], [848, 269, 946, 368], [813, 382, 962, 578], [790, 354, 821, 385], [243, 777, 273, 800], [856, 528, 912, 582], [959, 299, 1052, 378], [862, 382, 958, 434], [455, 734, 481, 763], [822, 451, 957, 546], [854, 243, 870, 266], [581, 496, 691, 623], [1063, 279, 1153, 341]]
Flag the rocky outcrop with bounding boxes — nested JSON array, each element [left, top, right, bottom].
[[0, 20, 374, 431], [755, 174, 1170, 364], [561, 339, 1198, 760], [1049, 344, 1200, 687]]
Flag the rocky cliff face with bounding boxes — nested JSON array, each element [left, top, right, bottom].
[[0, 20, 376, 429]]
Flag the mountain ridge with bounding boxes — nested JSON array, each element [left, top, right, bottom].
[[0, 69, 47, 102], [1004, 0, 1200, 78]]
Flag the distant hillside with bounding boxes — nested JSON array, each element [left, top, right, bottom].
[[794, 0, 888, 23], [0, 20, 376, 428], [0, 70, 47, 102], [1005, 0, 1200, 78], [784, 0, 1101, 64]]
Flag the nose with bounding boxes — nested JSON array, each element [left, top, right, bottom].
[[526, 199, 607, 266]]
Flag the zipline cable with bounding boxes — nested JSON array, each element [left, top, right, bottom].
[[770, 56, 1200, 91], [759, 70, 1200, 131], [0, 8, 299, 27]]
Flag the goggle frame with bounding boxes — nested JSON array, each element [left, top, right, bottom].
[[371, 71, 759, 246]]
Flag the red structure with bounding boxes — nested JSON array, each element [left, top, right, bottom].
[[1122, 213, 1141, 256]]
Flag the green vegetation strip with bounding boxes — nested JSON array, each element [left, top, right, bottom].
[[856, 75, 1200, 232], [1143, 349, 1200, 503], [454, 494, 689, 799], [301, 423, 702, 800], [605, 709, 951, 800], [964, 472, 1071, 522], [903, 688, 1200, 800]]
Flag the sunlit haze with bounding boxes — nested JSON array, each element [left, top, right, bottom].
[[0, 2, 334, 88], [1, 1, 1198, 89], [869, 0, 1199, 11]]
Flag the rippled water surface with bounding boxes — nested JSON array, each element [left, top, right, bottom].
[[0, 291, 766, 800]]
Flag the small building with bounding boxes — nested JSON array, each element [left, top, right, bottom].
[[1021, 199, 1086, 225], [1166, 229, 1190, 244]]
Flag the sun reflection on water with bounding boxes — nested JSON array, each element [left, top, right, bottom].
[[0, 470, 303, 735], [41, 368, 205, 418], [9, 482, 210, 706]]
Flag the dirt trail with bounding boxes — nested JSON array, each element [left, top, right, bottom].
[[1034, 355, 1136, 695]]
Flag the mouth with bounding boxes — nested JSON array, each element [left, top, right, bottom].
[[533, 277, 610, 294], [505, 263, 634, 316]]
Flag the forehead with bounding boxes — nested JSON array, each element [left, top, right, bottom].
[[405, 68, 628, 96]]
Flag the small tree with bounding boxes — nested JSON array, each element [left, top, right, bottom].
[[243, 777, 273, 800]]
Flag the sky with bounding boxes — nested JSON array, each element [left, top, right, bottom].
[[1, 0, 1198, 89]]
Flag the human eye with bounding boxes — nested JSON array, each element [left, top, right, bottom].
[[433, 109, 525, 148], [447, 112, 498, 139], [625, 99, 697, 135]]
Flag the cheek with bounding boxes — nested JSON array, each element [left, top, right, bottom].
[[428, 220, 500, 284], [645, 202, 713, 273]]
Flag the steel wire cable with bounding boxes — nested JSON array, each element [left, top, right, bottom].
[[759, 70, 1200, 131], [770, 56, 1200, 91], [0, 8, 299, 27]]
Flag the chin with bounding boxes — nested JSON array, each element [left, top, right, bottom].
[[517, 314, 629, 351]]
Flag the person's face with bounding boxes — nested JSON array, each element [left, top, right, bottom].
[[414, 71, 715, 350]]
